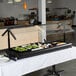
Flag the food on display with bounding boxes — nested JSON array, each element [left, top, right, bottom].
[[12, 43, 39, 52], [12, 42, 66, 52], [5, 41, 71, 60]]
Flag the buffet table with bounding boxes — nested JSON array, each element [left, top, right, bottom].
[[0, 46, 75, 76]]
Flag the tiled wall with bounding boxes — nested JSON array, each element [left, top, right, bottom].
[[0, 0, 38, 18]]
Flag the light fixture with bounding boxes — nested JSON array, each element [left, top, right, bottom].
[[14, 0, 21, 2], [8, 0, 21, 3], [23, 2, 27, 10], [47, 0, 52, 3], [8, 0, 13, 3]]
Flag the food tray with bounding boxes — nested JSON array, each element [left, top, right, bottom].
[[6, 43, 72, 61]]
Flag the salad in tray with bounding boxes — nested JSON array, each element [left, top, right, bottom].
[[12, 42, 66, 52]]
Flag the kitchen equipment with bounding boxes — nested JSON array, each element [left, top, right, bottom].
[[6, 42, 72, 61]]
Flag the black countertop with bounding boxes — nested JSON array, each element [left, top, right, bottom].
[[0, 24, 45, 29]]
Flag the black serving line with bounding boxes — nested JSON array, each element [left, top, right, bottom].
[[5, 43, 72, 61], [1, 28, 72, 61]]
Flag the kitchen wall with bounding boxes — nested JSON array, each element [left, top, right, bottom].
[[0, 0, 38, 18], [46, 0, 59, 15], [0, 0, 58, 18], [46, 0, 76, 25], [57, 0, 76, 25], [1, 0, 76, 25]]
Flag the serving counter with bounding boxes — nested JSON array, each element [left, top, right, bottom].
[[0, 46, 75, 76], [0, 23, 75, 76]]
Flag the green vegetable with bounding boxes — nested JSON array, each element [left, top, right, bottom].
[[12, 43, 39, 52], [32, 44, 39, 49], [25, 45, 32, 49], [12, 46, 27, 52]]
